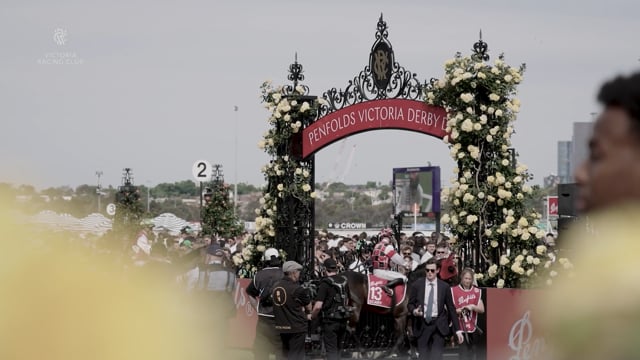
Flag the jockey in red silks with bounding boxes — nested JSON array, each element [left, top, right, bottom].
[[371, 228, 408, 296]]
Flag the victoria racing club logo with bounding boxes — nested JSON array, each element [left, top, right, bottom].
[[53, 28, 68, 46], [37, 27, 84, 65]]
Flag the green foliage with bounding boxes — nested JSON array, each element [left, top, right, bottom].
[[201, 182, 243, 238], [428, 53, 571, 288], [112, 186, 144, 246], [236, 182, 259, 195], [236, 82, 321, 278], [153, 180, 198, 198]]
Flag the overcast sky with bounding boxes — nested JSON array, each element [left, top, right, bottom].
[[1, 0, 638, 190]]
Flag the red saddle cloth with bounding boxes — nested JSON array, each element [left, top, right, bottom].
[[366, 274, 406, 308]]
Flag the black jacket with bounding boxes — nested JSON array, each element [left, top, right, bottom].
[[272, 277, 311, 333], [315, 274, 349, 319], [408, 278, 460, 336], [246, 266, 283, 317]]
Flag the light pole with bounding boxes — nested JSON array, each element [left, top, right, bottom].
[[234, 105, 239, 216], [95, 170, 103, 213], [146, 181, 152, 213]]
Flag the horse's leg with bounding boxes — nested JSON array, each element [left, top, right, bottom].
[[388, 303, 409, 358]]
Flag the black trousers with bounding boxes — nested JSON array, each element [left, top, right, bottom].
[[280, 332, 306, 360], [458, 331, 481, 360], [322, 320, 346, 360], [416, 322, 446, 360], [253, 316, 283, 360]]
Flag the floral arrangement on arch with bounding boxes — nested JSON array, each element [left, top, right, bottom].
[[426, 53, 573, 288], [235, 81, 323, 278]]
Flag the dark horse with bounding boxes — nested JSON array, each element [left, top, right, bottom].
[[344, 270, 410, 358]]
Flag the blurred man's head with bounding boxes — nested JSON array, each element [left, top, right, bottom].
[[575, 72, 640, 213]]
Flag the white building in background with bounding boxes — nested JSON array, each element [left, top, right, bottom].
[[568, 122, 594, 181], [557, 122, 594, 183], [557, 141, 572, 184]]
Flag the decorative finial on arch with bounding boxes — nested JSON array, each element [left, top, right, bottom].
[[472, 29, 490, 62], [376, 13, 388, 39], [288, 52, 304, 88]]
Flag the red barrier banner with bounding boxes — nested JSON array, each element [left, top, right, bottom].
[[485, 288, 549, 360], [227, 278, 258, 349], [547, 196, 559, 216], [302, 99, 447, 158]]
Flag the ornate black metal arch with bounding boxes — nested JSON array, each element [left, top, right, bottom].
[[317, 14, 424, 119]]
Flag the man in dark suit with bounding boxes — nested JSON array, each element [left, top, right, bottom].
[[408, 258, 464, 359]]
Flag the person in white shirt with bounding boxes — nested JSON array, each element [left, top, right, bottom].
[[408, 258, 464, 359]]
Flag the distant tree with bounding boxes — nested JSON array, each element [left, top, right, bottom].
[[112, 183, 144, 249], [365, 181, 377, 189], [201, 182, 243, 238], [236, 182, 260, 195]]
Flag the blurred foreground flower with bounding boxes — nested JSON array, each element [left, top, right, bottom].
[[0, 202, 228, 360], [535, 205, 640, 360]]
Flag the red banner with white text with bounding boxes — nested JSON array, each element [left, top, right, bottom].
[[302, 99, 447, 158], [485, 288, 549, 360], [227, 278, 258, 348]]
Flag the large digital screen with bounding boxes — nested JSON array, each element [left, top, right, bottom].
[[393, 166, 441, 215]]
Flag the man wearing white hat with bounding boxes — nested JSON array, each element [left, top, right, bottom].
[[246, 248, 284, 360]]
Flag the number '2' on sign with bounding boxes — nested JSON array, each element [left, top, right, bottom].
[[192, 160, 213, 182]]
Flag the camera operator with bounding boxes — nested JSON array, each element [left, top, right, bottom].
[[310, 258, 351, 360]]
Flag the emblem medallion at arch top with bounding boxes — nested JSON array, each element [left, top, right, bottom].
[[301, 14, 448, 159]]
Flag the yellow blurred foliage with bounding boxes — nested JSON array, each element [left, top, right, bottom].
[[0, 203, 228, 360], [535, 205, 640, 360]]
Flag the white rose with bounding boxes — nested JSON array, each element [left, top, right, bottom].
[[295, 85, 305, 94], [488, 264, 498, 277], [477, 72, 486, 79], [536, 245, 547, 255], [518, 217, 528, 227], [473, 123, 482, 131], [277, 184, 284, 191], [502, 159, 510, 166], [490, 240, 499, 248], [479, 114, 488, 124], [461, 119, 474, 132], [504, 74, 513, 82], [526, 269, 534, 276], [489, 93, 500, 101], [533, 257, 541, 265], [500, 255, 510, 265], [441, 213, 451, 224], [460, 93, 474, 103], [495, 109, 504, 117], [302, 184, 311, 192], [486, 134, 493, 142], [310, 191, 317, 199], [497, 279, 505, 288]]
